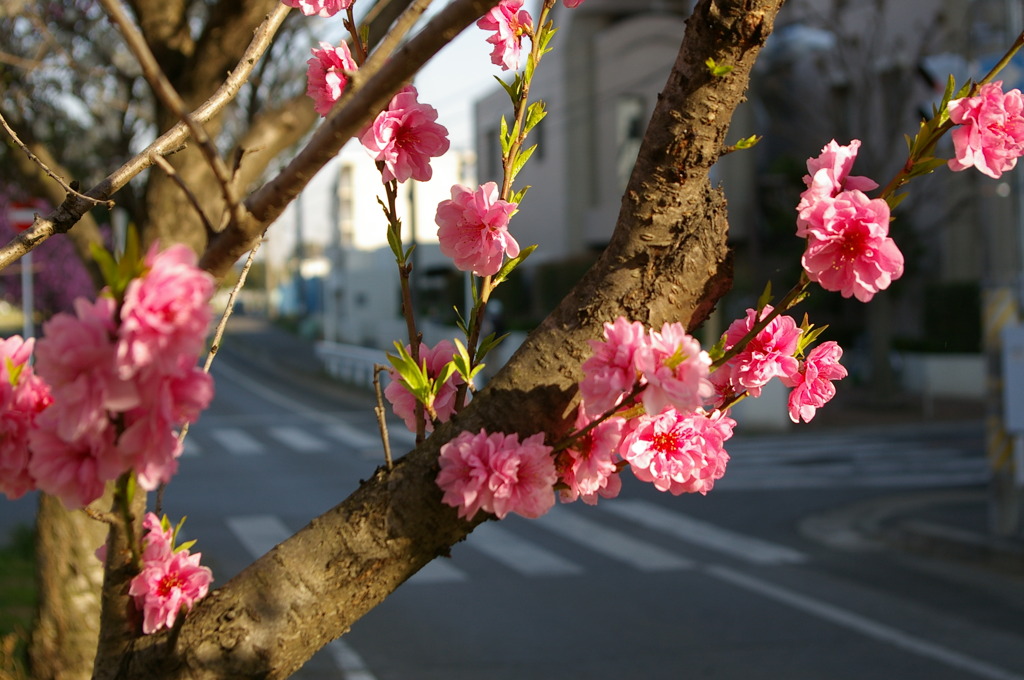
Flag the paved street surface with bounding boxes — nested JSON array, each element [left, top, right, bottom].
[[3, 331, 1022, 680]]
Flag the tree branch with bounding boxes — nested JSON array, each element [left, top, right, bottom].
[[0, 4, 290, 273], [112, 1, 785, 677]]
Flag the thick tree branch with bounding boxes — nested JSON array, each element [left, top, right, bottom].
[[0, 5, 290, 273], [113, 1, 785, 678], [201, 0, 499, 277]]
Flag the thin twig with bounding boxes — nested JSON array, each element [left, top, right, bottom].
[[373, 365, 395, 471], [82, 506, 120, 526], [97, 0, 248, 232], [0, 110, 113, 208], [150, 153, 215, 235], [0, 4, 289, 272], [171, 239, 262, 509]]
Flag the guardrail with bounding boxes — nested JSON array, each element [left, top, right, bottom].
[[315, 341, 387, 389]]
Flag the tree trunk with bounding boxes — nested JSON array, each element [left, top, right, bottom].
[[29, 493, 109, 680], [96, 1, 786, 677]]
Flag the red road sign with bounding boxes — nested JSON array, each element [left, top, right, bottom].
[[7, 202, 36, 232]]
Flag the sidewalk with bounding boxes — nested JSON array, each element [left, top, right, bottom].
[[220, 315, 1024, 575]]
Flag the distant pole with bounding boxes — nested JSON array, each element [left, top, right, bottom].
[[21, 251, 33, 340], [8, 202, 35, 339]]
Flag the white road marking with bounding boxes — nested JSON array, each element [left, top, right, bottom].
[[225, 515, 290, 557], [469, 522, 582, 576], [268, 426, 328, 453], [707, 564, 1024, 680], [327, 640, 377, 680], [533, 507, 693, 571], [323, 422, 381, 450], [604, 500, 807, 565], [209, 428, 264, 456], [407, 558, 467, 584]]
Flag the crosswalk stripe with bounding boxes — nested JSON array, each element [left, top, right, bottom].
[[468, 522, 582, 576], [181, 437, 201, 457], [269, 426, 328, 453], [604, 500, 806, 565], [209, 428, 264, 455], [533, 507, 693, 571], [408, 558, 467, 584], [323, 422, 381, 450], [226, 515, 290, 557]]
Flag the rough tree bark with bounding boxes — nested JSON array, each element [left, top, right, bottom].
[[90, 1, 786, 677]]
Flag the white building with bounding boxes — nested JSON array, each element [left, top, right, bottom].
[[320, 141, 476, 348]]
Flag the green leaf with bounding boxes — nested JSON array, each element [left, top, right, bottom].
[[509, 144, 537, 184], [733, 134, 760, 150], [453, 306, 469, 336], [705, 57, 734, 77], [90, 241, 119, 291], [495, 75, 518, 104], [509, 185, 531, 205], [755, 280, 773, 312], [387, 342, 430, 395], [500, 115, 511, 156], [452, 337, 475, 384], [493, 244, 538, 286], [477, 332, 508, 363], [523, 101, 547, 135], [174, 539, 197, 554], [707, 332, 728, 363], [386, 222, 404, 263], [5, 357, 23, 387]]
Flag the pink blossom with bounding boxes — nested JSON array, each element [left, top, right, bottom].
[[435, 182, 520, 276], [781, 341, 848, 423], [796, 139, 877, 238], [306, 41, 358, 116], [35, 296, 138, 443], [129, 536, 212, 634], [800, 190, 904, 303], [636, 322, 713, 416], [27, 416, 120, 509], [620, 408, 734, 495], [0, 336, 52, 500], [384, 340, 461, 433], [948, 81, 1024, 179], [714, 306, 801, 400], [281, 0, 352, 17], [140, 512, 174, 562], [556, 411, 623, 505], [117, 243, 214, 380], [579, 317, 647, 418], [360, 85, 451, 183], [477, 0, 533, 71], [563, 0, 585, 6], [436, 429, 557, 520]]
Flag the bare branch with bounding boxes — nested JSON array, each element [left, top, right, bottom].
[[0, 4, 289, 273], [202, 0, 500, 276], [98, 0, 248, 233], [0, 110, 114, 208]]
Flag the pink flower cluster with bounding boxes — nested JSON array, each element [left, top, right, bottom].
[[384, 340, 462, 434], [947, 81, 1024, 179], [435, 182, 520, 276], [306, 41, 357, 116], [281, 0, 352, 17], [579, 319, 712, 419], [437, 430, 557, 520], [796, 139, 904, 302], [360, 85, 450, 183], [477, 0, 533, 71], [5, 244, 215, 509], [128, 513, 213, 634], [0, 337, 52, 500], [621, 408, 734, 495], [712, 307, 847, 424]]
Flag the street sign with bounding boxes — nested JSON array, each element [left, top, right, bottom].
[[7, 202, 35, 232]]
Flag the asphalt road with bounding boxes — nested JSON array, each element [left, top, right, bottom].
[[4, 342, 1023, 680]]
